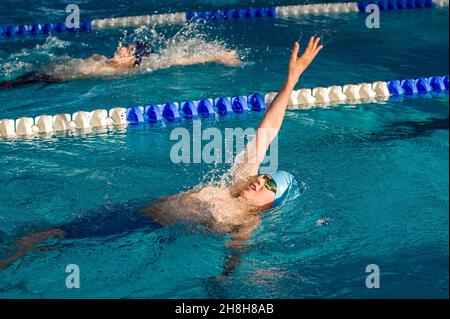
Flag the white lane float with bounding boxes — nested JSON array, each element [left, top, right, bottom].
[[343, 84, 361, 100], [53, 114, 72, 132], [72, 111, 91, 130], [35, 115, 53, 134], [288, 90, 299, 107], [109, 107, 128, 125], [90, 109, 109, 128], [15, 117, 34, 136], [0, 119, 16, 137], [297, 89, 317, 105], [328, 86, 347, 102], [359, 83, 377, 99], [372, 81, 390, 97], [312, 87, 331, 103]]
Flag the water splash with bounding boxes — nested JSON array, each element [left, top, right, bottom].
[[316, 217, 333, 227], [1, 22, 241, 81], [0, 36, 72, 79], [130, 22, 241, 72]]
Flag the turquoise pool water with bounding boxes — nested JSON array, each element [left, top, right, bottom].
[[0, 1, 448, 298]]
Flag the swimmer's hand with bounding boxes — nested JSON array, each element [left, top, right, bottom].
[[287, 36, 323, 85]]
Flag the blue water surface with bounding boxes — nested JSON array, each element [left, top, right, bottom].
[[0, 1, 448, 298]]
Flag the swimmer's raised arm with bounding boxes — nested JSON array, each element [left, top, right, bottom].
[[258, 37, 322, 136], [234, 37, 323, 181]]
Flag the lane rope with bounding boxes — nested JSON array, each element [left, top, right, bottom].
[[1, 75, 448, 138], [1, 0, 448, 39]]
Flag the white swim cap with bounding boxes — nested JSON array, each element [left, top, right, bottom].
[[268, 171, 297, 207]]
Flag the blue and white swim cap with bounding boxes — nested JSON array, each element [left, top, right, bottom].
[[268, 171, 298, 207]]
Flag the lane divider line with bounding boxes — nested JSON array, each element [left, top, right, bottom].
[[1, 75, 448, 138], [1, 0, 448, 39]]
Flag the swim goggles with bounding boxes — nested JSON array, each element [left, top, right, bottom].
[[260, 174, 278, 194]]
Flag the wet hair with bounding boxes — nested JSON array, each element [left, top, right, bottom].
[[132, 41, 152, 67]]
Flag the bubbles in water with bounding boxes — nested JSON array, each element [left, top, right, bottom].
[[0, 60, 33, 79], [37, 36, 71, 51], [316, 217, 333, 226]]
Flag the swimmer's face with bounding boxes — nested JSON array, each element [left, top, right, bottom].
[[240, 176, 276, 209], [113, 45, 136, 66]]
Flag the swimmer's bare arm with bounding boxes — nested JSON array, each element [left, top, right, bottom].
[[167, 50, 241, 67], [90, 54, 107, 61], [0, 229, 65, 269], [221, 215, 260, 277], [233, 37, 323, 183], [77, 58, 135, 75]]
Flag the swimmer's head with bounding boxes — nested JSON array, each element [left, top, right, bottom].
[[240, 171, 297, 209], [113, 41, 152, 67], [270, 171, 297, 207], [113, 45, 136, 66]]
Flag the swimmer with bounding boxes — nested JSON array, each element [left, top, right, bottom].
[[143, 36, 322, 229], [0, 41, 242, 88], [0, 37, 323, 275]]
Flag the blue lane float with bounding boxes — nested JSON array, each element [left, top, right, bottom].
[[248, 93, 266, 111], [215, 97, 233, 115], [161, 102, 181, 122], [387, 80, 404, 95], [186, 7, 276, 21], [197, 99, 215, 118], [181, 101, 198, 119], [387, 76, 448, 95], [416, 78, 433, 93], [401, 79, 418, 95], [0, 21, 92, 39], [357, 0, 434, 11], [126, 106, 145, 124], [1, 1, 447, 40], [429, 76, 447, 92], [145, 105, 163, 123], [1, 76, 448, 138]]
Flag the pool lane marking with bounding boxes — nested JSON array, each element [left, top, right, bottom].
[[1, 0, 448, 39], [1, 75, 448, 138]]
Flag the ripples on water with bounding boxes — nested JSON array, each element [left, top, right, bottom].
[[0, 2, 448, 298]]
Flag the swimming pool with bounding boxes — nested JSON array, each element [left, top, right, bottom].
[[0, 1, 448, 298]]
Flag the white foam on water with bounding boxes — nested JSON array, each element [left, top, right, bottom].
[[0, 36, 72, 79], [134, 22, 243, 72], [316, 217, 333, 226]]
